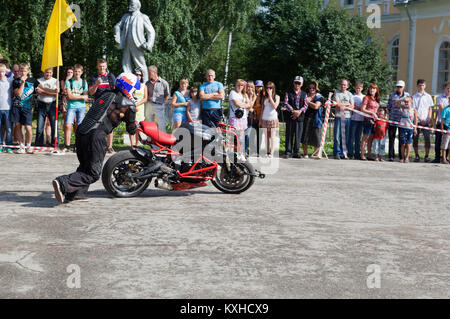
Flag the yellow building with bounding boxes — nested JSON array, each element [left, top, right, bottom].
[[324, 0, 450, 95]]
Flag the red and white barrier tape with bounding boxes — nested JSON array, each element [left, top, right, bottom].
[[316, 94, 335, 158], [346, 107, 450, 134], [0, 145, 57, 154]]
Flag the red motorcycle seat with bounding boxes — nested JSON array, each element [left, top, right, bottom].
[[140, 121, 177, 146]]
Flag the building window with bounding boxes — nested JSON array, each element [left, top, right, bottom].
[[341, 0, 355, 8], [438, 41, 450, 92], [389, 37, 400, 81]]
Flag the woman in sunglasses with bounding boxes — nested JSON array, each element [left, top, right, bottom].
[[259, 82, 280, 158]]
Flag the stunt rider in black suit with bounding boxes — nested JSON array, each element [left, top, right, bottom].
[[52, 73, 141, 203]]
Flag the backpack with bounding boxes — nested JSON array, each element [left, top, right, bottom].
[[69, 78, 87, 92]]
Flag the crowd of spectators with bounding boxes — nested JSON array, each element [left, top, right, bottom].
[[0, 55, 450, 163]]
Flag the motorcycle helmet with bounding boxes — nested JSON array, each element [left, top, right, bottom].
[[115, 73, 141, 102]]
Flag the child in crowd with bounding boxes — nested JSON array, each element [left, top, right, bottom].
[[372, 108, 389, 161], [440, 96, 450, 164], [64, 64, 88, 152], [131, 68, 148, 147], [395, 96, 418, 163], [187, 87, 201, 122], [0, 63, 13, 153], [348, 81, 364, 159]]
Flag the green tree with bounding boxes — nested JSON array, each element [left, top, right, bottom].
[[247, 0, 393, 95]]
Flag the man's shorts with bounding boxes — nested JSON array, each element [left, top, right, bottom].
[[10, 106, 33, 126], [201, 108, 223, 128], [66, 107, 86, 125], [399, 128, 413, 145], [441, 126, 450, 149]]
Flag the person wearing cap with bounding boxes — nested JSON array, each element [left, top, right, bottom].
[[283, 76, 308, 158], [433, 81, 450, 163], [386, 80, 409, 162]]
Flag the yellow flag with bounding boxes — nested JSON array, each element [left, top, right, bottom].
[[41, 0, 77, 72]]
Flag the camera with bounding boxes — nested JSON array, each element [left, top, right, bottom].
[[234, 108, 244, 119]]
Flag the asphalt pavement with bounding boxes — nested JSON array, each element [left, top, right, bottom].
[[0, 152, 449, 298]]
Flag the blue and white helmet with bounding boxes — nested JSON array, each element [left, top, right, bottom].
[[115, 73, 141, 102]]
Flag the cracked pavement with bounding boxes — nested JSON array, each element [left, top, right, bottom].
[[0, 152, 449, 298]]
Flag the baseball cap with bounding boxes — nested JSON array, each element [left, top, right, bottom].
[[396, 80, 405, 87], [255, 80, 264, 87], [294, 76, 303, 83]]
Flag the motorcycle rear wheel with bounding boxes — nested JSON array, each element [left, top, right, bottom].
[[102, 150, 151, 198], [211, 162, 255, 194]]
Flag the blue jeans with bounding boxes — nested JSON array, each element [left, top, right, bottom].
[[245, 125, 260, 155], [0, 110, 12, 146], [333, 117, 351, 157], [66, 107, 86, 125], [35, 101, 57, 146], [348, 120, 363, 158], [372, 137, 387, 155]]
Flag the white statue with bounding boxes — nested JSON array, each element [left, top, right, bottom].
[[114, 0, 155, 83]]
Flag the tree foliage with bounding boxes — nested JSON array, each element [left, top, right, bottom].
[[0, 0, 392, 95], [0, 0, 258, 88]]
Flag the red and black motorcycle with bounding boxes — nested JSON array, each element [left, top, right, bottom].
[[101, 121, 265, 197]]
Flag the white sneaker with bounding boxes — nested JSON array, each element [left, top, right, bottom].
[[237, 154, 246, 161], [52, 179, 65, 203], [15, 147, 25, 154]]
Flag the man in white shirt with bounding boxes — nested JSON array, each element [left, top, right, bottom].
[[412, 79, 433, 162], [433, 81, 450, 163], [35, 68, 58, 146]]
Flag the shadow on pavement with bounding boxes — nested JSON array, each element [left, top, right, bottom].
[[0, 187, 225, 208], [0, 191, 60, 208], [89, 188, 221, 199]]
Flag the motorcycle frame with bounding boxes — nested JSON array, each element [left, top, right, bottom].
[[137, 126, 221, 181]]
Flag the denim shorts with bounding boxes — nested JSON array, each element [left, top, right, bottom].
[[10, 106, 32, 126], [363, 120, 375, 135], [399, 128, 413, 145], [173, 112, 187, 123], [66, 107, 86, 125]]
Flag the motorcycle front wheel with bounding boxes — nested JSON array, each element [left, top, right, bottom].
[[211, 162, 255, 194], [102, 150, 151, 198]]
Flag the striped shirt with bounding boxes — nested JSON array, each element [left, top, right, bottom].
[[387, 91, 409, 123]]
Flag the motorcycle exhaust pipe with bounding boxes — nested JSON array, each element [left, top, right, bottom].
[[155, 178, 173, 191], [132, 161, 163, 179]]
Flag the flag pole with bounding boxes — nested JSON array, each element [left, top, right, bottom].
[[54, 0, 61, 151]]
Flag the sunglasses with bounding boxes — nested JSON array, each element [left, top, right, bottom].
[[294, 82, 302, 85], [266, 86, 274, 89]]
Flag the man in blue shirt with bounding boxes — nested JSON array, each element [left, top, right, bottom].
[[199, 69, 225, 127]]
